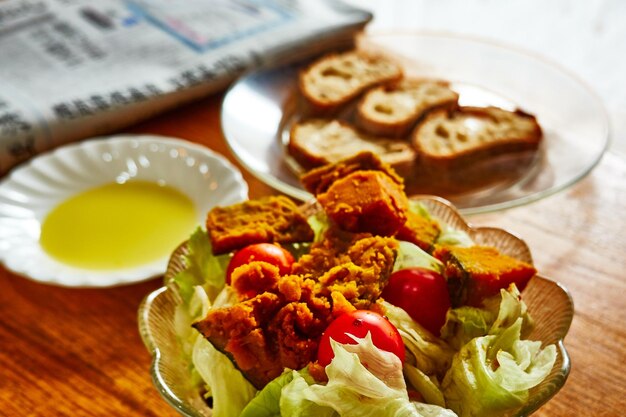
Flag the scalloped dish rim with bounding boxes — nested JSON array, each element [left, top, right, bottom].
[[0, 134, 249, 287], [138, 195, 574, 417]]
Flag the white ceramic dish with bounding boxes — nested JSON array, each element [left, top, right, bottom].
[[0, 135, 248, 287], [221, 32, 610, 214]]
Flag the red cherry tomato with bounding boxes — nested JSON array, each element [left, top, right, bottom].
[[381, 267, 451, 336], [317, 310, 405, 366], [226, 243, 294, 284]]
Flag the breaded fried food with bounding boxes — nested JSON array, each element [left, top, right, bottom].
[[317, 170, 409, 236], [301, 151, 403, 196], [316, 236, 398, 309], [434, 245, 536, 307], [206, 196, 314, 254], [230, 261, 280, 300], [292, 227, 371, 277], [192, 292, 283, 387], [193, 231, 398, 389], [395, 209, 441, 252]]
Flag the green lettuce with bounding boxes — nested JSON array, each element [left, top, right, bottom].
[[393, 241, 443, 273], [406, 201, 472, 249], [278, 334, 458, 417], [192, 336, 257, 417], [239, 369, 332, 417], [441, 318, 556, 417], [403, 364, 446, 408], [173, 285, 211, 365], [383, 301, 454, 376], [308, 210, 331, 242], [170, 227, 231, 303], [441, 285, 534, 350], [168, 228, 231, 378], [408, 201, 432, 218], [434, 225, 473, 248], [239, 370, 293, 417], [440, 306, 495, 351]]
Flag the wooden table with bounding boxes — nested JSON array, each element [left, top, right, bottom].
[[1, 94, 625, 416]]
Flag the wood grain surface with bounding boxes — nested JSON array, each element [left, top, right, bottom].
[[1, 94, 625, 416]]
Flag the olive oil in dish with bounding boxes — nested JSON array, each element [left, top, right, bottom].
[[40, 181, 197, 269]]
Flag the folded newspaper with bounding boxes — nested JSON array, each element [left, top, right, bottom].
[[0, 0, 371, 174]]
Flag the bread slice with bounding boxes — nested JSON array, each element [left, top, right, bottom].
[[411, 106, 542, 168], [357, 79, 459, 137], [298, 51, 402, 113], [288, 119, 416, 178]]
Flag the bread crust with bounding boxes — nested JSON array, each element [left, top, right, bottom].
[[411, 106, 542, 169], [357, 79, 459, 137], [288, 119, 417, 179], [298, 51, 402, 114]]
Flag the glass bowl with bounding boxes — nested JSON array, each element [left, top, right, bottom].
[[138, 196, 573, 417], [221, 31, 609, 214]]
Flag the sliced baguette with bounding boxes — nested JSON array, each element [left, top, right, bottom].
[[298, 51, 402, 113], [357, 79, 459, 137], [412, 106, 542, 168], [288, 119, 416, 178]]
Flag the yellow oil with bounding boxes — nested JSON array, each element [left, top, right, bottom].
[[40, 181, 197, 270]]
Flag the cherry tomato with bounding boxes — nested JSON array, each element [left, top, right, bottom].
[[226, 243, 294, 284], [317, 310, 405, 366], [381, 267, 451, 336]]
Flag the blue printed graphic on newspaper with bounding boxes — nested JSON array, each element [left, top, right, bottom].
[[126, 0, 293, 53]]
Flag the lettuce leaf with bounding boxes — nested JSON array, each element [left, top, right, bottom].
[[192, 336, 257, 417], [239, 371, 294, 417], [406, 201, 472, 249], [383, 301, 454, 376], [173, 285, 211, 367], [308, 210, 331, 243], [170, 227, 231, 304], [440, 306, 495, 351], [279, 333, 458, 417], [441, 285, 534, 350], [441, 318, 556, 417], [434, 225, 473, 248], [403, 364, 446, 407], [393, 241, 443, 273]]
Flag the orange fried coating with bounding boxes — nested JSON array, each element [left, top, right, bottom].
[[315, 236, 398, 309], [206, 196, 314, 254], [317, 170, 409, 236], [434, 245, 536, 307], [395, 209, 441, 252], [268, 302, 327, 371], [231, 261, 280, 300], [193, 229, 398, 389], [192, 292, 283, 386], [301, 151, 403, 196], [292, 227, 371, 277]]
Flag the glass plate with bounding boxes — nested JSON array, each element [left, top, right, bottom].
[[138, 196, 573, 417], [0, 135, 248, 287], [221, 32, 609, 214]]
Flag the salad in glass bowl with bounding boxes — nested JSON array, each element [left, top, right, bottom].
[[139, 152, 572, 417]]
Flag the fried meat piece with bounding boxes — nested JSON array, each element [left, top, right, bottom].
[[206, 196, 314, 254], [434, 245, 536, 307], [317, 170, 408, 236], [395, 209, 441, 252], [301, 151, 403, 196]]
